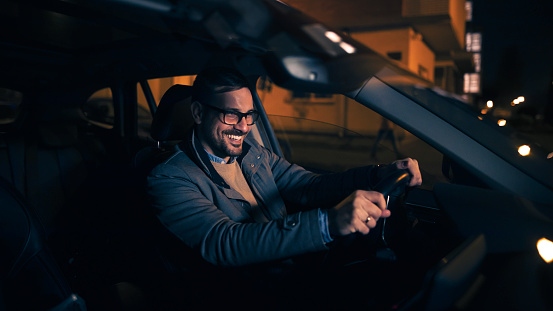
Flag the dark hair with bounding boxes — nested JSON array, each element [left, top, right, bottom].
[[191, 67, 250, 104]]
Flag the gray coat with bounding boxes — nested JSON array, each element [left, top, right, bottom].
[[147, 130, 381, 267]]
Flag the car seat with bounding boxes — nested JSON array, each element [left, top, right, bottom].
[[133, 84, 194, 176], [0, 176, 86, 311], [108, 83, 219, 310]]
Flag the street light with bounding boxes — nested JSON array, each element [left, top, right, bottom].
[[538, 238, 553, 263], [511, 96, 525, 106], [518, 145, 531, 156], [486, 100, 493, 108]]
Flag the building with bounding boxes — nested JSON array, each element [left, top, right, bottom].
[[284, 0, 475, 97], [257, 0, 477, 139]]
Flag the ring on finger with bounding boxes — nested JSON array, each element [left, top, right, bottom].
[[365, 216, 371, 223]]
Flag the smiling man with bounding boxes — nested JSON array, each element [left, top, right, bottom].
[[146, 66, 422, 309], [191, 80, 257, 163]]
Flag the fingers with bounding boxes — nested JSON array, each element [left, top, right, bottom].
[[351, 204, 374, 235], [328, 190, 390, 237], [355, 191, 389, 234], [392, 158, 422, 187]]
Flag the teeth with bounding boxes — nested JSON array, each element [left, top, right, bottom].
[[227, 134, 242, 141]]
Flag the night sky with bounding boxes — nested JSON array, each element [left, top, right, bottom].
[[472, 0, 553, 109]]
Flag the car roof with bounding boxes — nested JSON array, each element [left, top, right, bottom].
[[0, 0, 399, 93], [0, 0, 232, 89]]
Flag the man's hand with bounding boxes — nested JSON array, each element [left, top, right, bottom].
[[391, 158, 422, 187], [327, 190, 391, 236], [326, 158, 421, 237]]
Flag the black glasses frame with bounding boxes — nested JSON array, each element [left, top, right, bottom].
[[201, 103, 259, 126]]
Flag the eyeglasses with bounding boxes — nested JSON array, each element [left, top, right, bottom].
[[202, 103, 259, 126]]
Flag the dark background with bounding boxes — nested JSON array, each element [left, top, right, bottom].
[[473, 0, 553, 120]]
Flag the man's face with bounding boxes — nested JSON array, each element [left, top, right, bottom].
[[194, 87, 254, 162]]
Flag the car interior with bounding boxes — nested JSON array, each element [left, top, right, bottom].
[[0, 59, 486, 310], [1, 0, 551, 310], [0, 175, 86, 311], [4, 68, 485, 311]]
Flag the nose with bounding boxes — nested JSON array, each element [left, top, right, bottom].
[[233, 116, 249, 132]]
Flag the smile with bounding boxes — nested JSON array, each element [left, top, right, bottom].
[[226, 134, 243, 142]]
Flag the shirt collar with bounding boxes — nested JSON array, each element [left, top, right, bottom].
[[204, 149, 236, 164]]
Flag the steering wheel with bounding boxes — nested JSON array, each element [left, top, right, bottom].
[[373, 168, 411, 198], [372, 169, 412, 261]]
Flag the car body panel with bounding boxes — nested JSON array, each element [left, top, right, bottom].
[[349, 77, 553, 205]]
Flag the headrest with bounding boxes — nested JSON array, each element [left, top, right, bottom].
[[151, 84, 195, 142], [41, 106, 89, 124]]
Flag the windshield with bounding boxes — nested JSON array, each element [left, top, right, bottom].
[[268, 115, 447, 191], [259, 73, 553, 205], [251, 1, 553, 205], [260, 78, 449, 190]]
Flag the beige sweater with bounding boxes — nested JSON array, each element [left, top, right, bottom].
[[211, 160, 265, 221]]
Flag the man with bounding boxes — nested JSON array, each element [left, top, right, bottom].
[[147, 66, 422, 308]]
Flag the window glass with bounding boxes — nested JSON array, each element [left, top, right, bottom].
[[144, 75, 196, 107], [260, 79, 448, 190], [0, 87, 23, 126], [137, 76, 196, 140], [136, 82, 153, 140], [465, 1, 473, 21], [473, 53, 481, 72], [466, 32, 481, 52], [83, 76, 197, 139], [83, 88, 114, 129], [463, 73, 480, 94], [289, 91, 334, 103]]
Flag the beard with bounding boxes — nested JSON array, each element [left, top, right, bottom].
[[200, 125, 246, 159], [219, 130, 244, 157]]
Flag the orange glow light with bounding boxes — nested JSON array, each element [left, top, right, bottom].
[[518, 145, 531, 156], [537, 238, 553, 263]]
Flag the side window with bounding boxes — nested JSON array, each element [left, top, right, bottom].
[[83, 88, 114, 129], [289, 91, 335, 104], [82, 77, 197, 143], [259, 77, 447, 190], [142, 76, 196, 108], [0, 87, 23, 126], [136, 82, 153, 141], [137, 76, 196, 140]]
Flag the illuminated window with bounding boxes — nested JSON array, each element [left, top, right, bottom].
[[464, 73, 480, 93], [473, 53, 481, 72], [466, 33, 482, 52], [466, 1, 473, 21]]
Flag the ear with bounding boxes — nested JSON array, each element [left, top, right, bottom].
[[191, 101, 203, 125]]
